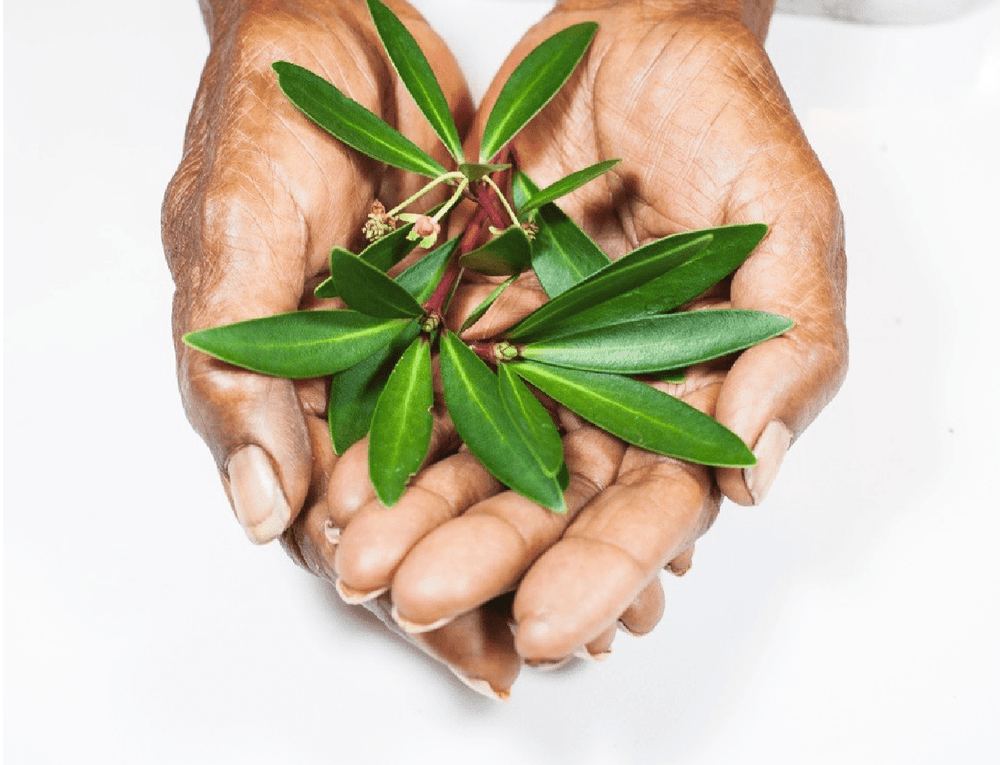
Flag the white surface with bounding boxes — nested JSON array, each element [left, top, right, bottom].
[[5, 1, 1000, 763]]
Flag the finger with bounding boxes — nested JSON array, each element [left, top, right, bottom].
[[286, 504, 520, 700], [579, 625, 616, 662], [666, 545, 695, 577], [365, 594, 520, 701], [326, 410, 461, 528], [389, 426, 626, 632], [512, 451, 720, 663], [618, 576, 666, 636], [334, 452, 503, 605]]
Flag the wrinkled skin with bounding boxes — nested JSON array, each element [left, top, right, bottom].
[[319, 0, 847, 671], [166, 0, 847, 697], [163, 0, 525, 695]]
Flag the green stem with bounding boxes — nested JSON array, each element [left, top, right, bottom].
[[387, 171, 465, 218], [483, 175, 520, 228], [433, 178, 470, 223]]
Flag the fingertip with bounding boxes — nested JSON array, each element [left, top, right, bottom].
[[226, 444, 292, 544], [717, 418, 791, 506]]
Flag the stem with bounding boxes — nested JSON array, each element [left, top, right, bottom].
[[477, 184, 508, 229], [387, 171, 465, 218], [423, 206, 488, 317], [432, 178, 469, 223], [483, 175, 520, 227]]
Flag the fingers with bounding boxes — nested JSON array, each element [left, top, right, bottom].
[[512, 450, 720, 663], [288, 496, 520, 700], [387, 426, 627, 632], [333, 452, 503, 604], [326, 409, 461, 528]]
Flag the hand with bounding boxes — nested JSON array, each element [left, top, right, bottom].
[[323, 0, 847, 667], [165, 0, 521, 695]]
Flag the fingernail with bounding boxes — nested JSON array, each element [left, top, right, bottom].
[[390, 605, 454, 634], [228, 445, 291, 544], [574, 647, 612, 662], [335, 579, 386, 605], [524, 657, 570, 671], [449, 669, 511, 701], [323, 519, 340, 547], [744, 420, 792, 505]]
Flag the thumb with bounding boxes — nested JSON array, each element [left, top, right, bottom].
[[714, 218, 848, 506]]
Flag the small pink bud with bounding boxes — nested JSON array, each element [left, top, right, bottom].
[[413, 215, 441, 238]]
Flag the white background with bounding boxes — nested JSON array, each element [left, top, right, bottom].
[[5, 1, 1000, 763]]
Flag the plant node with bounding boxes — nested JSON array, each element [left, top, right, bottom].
[[493, 341, 519, 363]]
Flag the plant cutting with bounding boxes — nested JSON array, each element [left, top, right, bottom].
[[183, 0, 793, 513]]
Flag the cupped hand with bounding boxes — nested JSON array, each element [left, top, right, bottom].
[[325, 0, 847, 668], [165, 0, 525, 695], [164, 0, 471, 544]]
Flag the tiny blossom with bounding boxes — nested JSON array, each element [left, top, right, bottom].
[[413, 215, 441, 239], [363, 199, 398, 242]]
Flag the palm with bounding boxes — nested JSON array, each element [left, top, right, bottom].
[[335, 6, 846, 665]]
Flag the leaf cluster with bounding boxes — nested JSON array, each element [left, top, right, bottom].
[[184, 0, 793, 512]]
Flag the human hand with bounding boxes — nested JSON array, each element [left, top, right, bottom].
[[325, 0, 847, 667], [164, 0, 525, 694]]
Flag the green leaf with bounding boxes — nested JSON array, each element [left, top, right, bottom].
[[510, 170, 611, 298], [459, 226, 532, 276], [517, 159, 620, 216], [331, 248, 425, 319], [367, 0, 465, 162], [395, 236, 458, 303], [368, 336, 435, 506], [478, 22, 598, 162], [273, 60, 446, 178], [459, 162, 511, 182], [552, 224, 769, 333], [521, 310, 794, 373], [183, 311, 412, 378], [328, 321, 420, 453], [505, 233, 713, 341], [511, 361, 755, 468], [498, 364, 564, 478], [439, 332, 566, 512], [459, 275, 517, 333]]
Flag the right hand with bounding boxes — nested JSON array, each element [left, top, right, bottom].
[[164, 0, 519, 696]]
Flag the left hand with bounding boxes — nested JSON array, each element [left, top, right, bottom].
[[314, 0, 847, 668]]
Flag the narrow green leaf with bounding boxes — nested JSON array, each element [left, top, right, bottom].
[[479, 23, 598, 162], [395, 236, 458, 303], [512, 361, 755, 467], [459, 275, 516, 333], [368, 336, 435, 506], [506, 233, 713, 341], [273, 61, 446, 178], [551, 224, 769, 334], [360, 220, 420, 271], [521, 310, 794, 373], [518, 159, 620, 216], [511, 170, 611, 297], [459, 226, 532, 276], [498, 364, 564, 477], [183, 311, 411, 378], [331, 249, 425, 319], [328, 321, 420, 453], [440, 332, 566, 512], [367, 0, 464, 162]]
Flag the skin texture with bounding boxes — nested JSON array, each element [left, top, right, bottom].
[[324, 0, 847, 665], [164, 0, 526, 694], [167, 0, 847, 692]]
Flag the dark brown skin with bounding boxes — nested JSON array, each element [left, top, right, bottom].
[[163, 0, 523, 695], [166, 0, 847, 694], [327, 0, 847, 665]]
